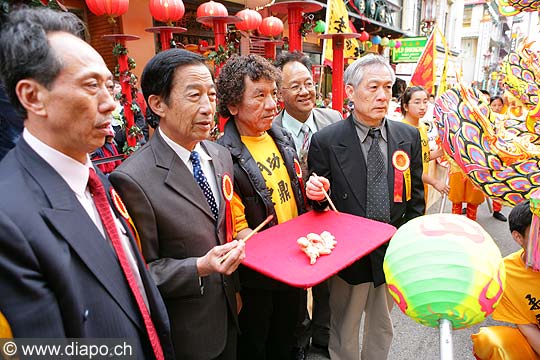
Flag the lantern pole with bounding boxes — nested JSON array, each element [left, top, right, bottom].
[[439, 319, 454, 360], [318, 33, 360, 115], [103, 34, 140, 149], [145, 26, 187, 51], [196, 15, 241, 76], [269, 1, 322, 53], [253, 40, 284, 60]]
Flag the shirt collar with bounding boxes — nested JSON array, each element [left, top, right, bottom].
[[23, 128, 92, 198], [158, 127, 211, 168], [352, 116, 388, 143], [282, 110, 316, 137]]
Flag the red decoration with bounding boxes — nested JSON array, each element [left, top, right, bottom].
[[359, 30, 370, 42], [85, 0, 129, 17], [196, 1, 228, 18], [258, 16, 284, 37], [149, 0, 185, 24], [235, 9, 262, 31]]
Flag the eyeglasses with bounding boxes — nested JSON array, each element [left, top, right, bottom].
[[282, 81, 316, 94]]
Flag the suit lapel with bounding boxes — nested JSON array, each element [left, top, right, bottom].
[[15, 141, 143, 330], [331, 118, 367, 207], [385, 120, 398, 199], [201, 141, 227, 231], [152, 132, 215, 221]]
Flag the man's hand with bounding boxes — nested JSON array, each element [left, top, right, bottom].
[[306, 174, 330, 201], [196, 240, 246, 277], [517, 323, 540, 356]]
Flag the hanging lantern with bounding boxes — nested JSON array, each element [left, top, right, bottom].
[[371, 35, 381, 45], [359, 30, 370, 42], [383, 214, 506, 330], [235, 9, 262, 31], [197, 1, 228, 17], [389, 39, 396, 48], [246, 0, 274, 9], [313, 20, 326, 34], [258, 16, 284, 38], [380, 37, 389, 46], [86, 0, 129, 17], [395, 40, 402, 49], [149, 0, 185, 24]]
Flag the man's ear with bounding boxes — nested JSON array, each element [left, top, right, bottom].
[[344, 84, 355, 100], [511, 230, 525, 247], [147, 94, 165, 118], [16, 79, 47, 117], [228, 104, 238, 116]]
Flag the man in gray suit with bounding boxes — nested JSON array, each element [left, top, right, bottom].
[[110, 49, 246, 360], [273, 51, 341, 359]]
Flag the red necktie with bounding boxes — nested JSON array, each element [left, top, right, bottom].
[[87, 168, 164, 360]]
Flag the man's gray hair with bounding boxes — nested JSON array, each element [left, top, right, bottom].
[[344, 54, 395, 89]]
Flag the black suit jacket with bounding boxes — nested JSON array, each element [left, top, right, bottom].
[[0, 139, 174, 359], [110, 131, 238, 360], [308, 116, 425, 286]]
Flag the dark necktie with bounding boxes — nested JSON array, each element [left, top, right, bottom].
[[366, 129, 391, 223], [87, 169, 164, 360], [299, 124, 311, 182], [190, 151, 219, 221]]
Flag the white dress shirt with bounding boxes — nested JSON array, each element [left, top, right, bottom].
[[281, 110, 316, 156]]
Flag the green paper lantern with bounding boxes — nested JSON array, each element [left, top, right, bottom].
[[380, 37, 389, 46], [314, 20, 326, 34], [383, 214, 506, 330], [389, 39, 396, 48]]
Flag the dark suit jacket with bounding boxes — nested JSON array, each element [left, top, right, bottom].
[[308, 116, 425, 286], [110, 130, 238, 360], [273, 107, 342, 133], [0, 139, 174, 359]]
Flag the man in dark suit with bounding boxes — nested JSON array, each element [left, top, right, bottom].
[[109, 49, 246, 360], [306, 54, 425, 360], [273, 51, 342, 359], [0, 8, 174, 359]]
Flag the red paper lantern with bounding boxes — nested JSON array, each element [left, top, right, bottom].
[[258, 16, 283, 37], [85, 0, 129, 17], [359, 30, 370, 42], [149, 0, 185, 24], [197, 1, 228, 17], [235, 9, 262, 31]]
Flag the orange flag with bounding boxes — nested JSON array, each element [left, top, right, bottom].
[[410, 30, 436, 94]]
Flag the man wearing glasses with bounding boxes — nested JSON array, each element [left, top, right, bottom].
[[273, 52, 342, 360], [274, 52, 342, 184]]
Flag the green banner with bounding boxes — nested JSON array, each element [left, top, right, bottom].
[[392, 37, 428, 63]]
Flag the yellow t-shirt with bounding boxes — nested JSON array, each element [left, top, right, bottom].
[[231, 133, 298, 234], [492, 250, 540, 326]]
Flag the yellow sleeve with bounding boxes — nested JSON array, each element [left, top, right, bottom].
[[231, 191, 249, 238]]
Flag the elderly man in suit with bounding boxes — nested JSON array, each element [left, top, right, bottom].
[[109, 49, 246, 360], [306, 54, 425, 360], [0, 7, 174, 359], [273, 51, 342, 359]]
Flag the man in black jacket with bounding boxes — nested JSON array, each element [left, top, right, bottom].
[[217, 54, 307, 360], [306, 54, 425, 360]]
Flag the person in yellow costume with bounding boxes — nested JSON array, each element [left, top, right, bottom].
[[400, 86, 449, 204], [472, 200, 540, 359]]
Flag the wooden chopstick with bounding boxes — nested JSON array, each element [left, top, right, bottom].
[[219, 215, 274, 263], [312, 172, 339, 215]]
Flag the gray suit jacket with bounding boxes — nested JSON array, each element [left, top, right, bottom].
[[274, 107, 342, 135], [110, 130, 238, 360]]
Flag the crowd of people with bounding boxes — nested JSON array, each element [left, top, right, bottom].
[[0, 5, 538, 360]]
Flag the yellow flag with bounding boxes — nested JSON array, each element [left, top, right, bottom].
[[436, 26, 450, 97], [323, 0, 360, 68]]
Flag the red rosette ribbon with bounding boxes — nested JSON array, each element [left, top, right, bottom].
[[222, 173, 234, 243], [392, 150, 411, 203]]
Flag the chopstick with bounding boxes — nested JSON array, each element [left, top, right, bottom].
[[219, 215, 274, 263], [312, 172, 339, 215]]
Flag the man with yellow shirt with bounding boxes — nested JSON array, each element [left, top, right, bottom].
[[473, 200, 540, 359], [217, 54, 307, 360]]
